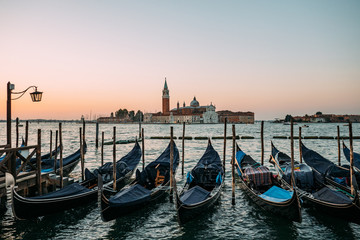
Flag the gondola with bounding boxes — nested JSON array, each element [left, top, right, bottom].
[[0, 140, 60, 168], [39, 142, 88, 176], [301, 142, 360, 195], [343, 142, 360, 172], [235, 144, 302, 222], [100, 140, 179, 222], [85, 141, 142, 190], [29, 145, 61, 164], [103, 138, 142, 146], [12, 141, 141, 219], [175, 140, 224, 224], [271, 142, 360, 224]]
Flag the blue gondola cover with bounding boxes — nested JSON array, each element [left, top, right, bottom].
[[312, 187, 352, 204], [31, 183, 91, 199], [109, 184, 151, 208], [179, 185, 210, 205], [259, 186, 293, 202]]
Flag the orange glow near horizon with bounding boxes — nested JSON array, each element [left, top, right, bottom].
[[1, 1, 359, 120]]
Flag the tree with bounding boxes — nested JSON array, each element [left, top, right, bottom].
[[285, 114, 292, 122], [128, 111, 135, 121], [315, 111, 323, 115], [115, 109, 128, 119], [134, 110, 144, 122]]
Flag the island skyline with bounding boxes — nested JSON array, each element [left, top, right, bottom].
[[1, 1, 359, 121]]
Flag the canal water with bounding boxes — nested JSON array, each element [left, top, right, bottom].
[[0, 122, 359, 239]]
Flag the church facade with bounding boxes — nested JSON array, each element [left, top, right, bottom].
[[144, 79, 254, 124], [144, 79, 219, 123]]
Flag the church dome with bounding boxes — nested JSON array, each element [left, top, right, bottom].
[[190, 97, 199, 107]]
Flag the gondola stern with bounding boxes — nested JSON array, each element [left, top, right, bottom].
[[11, 186, 26, 220], [98, 174, 104, 209], [293, 187, 303, 223]]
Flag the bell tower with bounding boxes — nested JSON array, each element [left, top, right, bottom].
[[162, 78, 170, 115]]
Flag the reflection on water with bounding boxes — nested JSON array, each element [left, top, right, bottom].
[[0, 122, 359, 239]]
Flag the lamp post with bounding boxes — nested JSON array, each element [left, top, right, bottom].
[[7, 81, 42, 178], [6, 81, 43, 148]]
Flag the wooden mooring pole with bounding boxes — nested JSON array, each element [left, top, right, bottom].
[[50, 130, 53, 159], [232, 124, 236, 205], [139, 116, 142, 139], [299, 127, 302, 163], [95, 122, 99, 149], [261, 121, 264, 165], [348, 122, 355, 196], [59, 123, 64, 189], [142, 128, 145, 171], [25, 120, 29, 146], [170, 126, 174, 203], [82, 118, 86, 140], [113, 126, 117, 191], [54, 130, 58, 173], [290, 119, 295, 188], [337, 125, 341, 166], [223, 118, 227, 172], [101, 132, 104, 166], [182, 122, 185, 176], [82, 120, 86, 180], [37, 129, 42, 195], [80, 127, 84, 181], [16, 117, 19, 148]]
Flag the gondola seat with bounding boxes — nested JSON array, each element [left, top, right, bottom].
[[244, 166, 272, 188], [155, 169, 165, 186], [284, 164, 314, 191], [191, 168, 220, 190]]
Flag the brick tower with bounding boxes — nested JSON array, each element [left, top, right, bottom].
[[162, 78, 170, 115]]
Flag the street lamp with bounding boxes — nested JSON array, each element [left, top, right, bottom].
[[7, 81, 43, 148]]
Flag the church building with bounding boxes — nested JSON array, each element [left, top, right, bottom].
[[144, 79, 219, 123]]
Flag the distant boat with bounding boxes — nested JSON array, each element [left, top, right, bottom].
[[103, 138, 142, 146], [284, 122, 297, 125]]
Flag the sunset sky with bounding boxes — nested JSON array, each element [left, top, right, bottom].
[[1, 1, 359, 120]]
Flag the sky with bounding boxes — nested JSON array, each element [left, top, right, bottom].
[[0, 0, 359, 120]]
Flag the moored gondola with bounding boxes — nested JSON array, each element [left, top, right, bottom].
[[40, 141, 88, 176], [100, 140, 179, 222], [12, 141, 141, 219], [175, 140, 224, 224], [343, 142, 360, 172], [301, 142, 360, 196], [271, 142, 360, 224], [235, 144, 302, 222]]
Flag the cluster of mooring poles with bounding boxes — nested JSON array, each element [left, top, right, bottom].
[[5, 113, 357, 205]]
